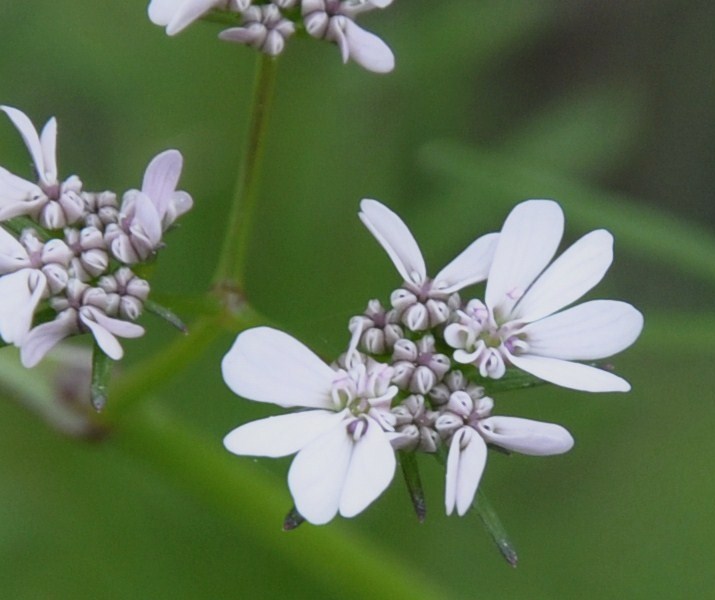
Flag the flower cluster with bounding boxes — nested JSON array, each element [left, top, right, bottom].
[[222, 199, 644, 524], [147, 0, 395, 73], [0, 106, 192, 370]]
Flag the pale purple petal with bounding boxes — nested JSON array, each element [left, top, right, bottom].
[[221, 327, 336, 409], [512, 230, 614, 322], [508, 352, 632, 392], [39, 117, 58, 186], [141, 149, 183, 219], [433, 232, 499, 293], [223, 409, 346, 458], [1, 106, 46, 180], [445, 427, 487, 516], [485, 200, 564, 319], [20, 309, 78, 368], [342, 19, 394, 73], [359, 199, 426, 286], [339, 417, 396, 517], [0, 167, 42, 207], [0, 269, 46, 344], [288, 421, 353, 525], [479, 416, 574, 456], [522, 300, 644, 360], [132, 192, 163, 247]]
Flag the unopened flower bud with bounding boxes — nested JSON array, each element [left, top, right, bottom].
[[392, 338, 417, 362], [409, 365, 436, 394], [435, 413, 462, 439]]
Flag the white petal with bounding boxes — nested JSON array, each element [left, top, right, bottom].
[[359, 199, 426, 285], [479, 416, 574, 456], [523, 300, 644, 360], [148, 0, 176, 26], [20, 309, 78, 368], [1, 106, 46, 179], [339, 417, 396, 517], [343, 20, 395, 73], [485, 200, 564, 319], [142, 149, 183, 219], [288, 421, 353, 525], [0, 269, 45, 344], [0, 228, 30, 273], [0, 167, 42, 207], [433, 232, 499, 293], [512, 230, 614, 322], [166, 0, 220, 35], [221, 327, 336, 409], [39, 117, 58, 186], [445, 428, 487, 516], [79, 307, 145, 360], [223, 409, 346, 458], [508, 353, 632, 392]]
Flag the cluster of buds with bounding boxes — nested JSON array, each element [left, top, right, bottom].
[[0, 106, 191, 380], [221, 198, 644, 526], [148, 0, 395, 72]]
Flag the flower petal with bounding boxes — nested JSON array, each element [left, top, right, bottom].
[[0, 269, 45, 344], [433, 232, 499, 293], [512, 230, 614, 322], [479, 416, 574, 456], [147, 0, 176, 26], [132, 192, 163, 248], [79, 307, 145, 360], [359, 199, 426, 286], [508, 352, 632, 392], [141, 149, 183, 220], [445, 428, 487, 516], [288, 420, 353, 525], [342, 19, 394, 73], [20, 309, 78, 368], [39, 117, 58, 186], [224, 409, 346, 458], [221, 327, 336, 409], [1, 106, 46, 180], [0, 228, 30, 274], [166, 0, 220, 35], [485, 200, 564, 319], [522, 300, 644, 360], [339, 417, 396, 517]]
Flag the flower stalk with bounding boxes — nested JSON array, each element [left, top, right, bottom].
[[213, 53, 279, 293]]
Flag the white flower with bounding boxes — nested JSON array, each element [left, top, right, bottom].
[[437, 391, 573, 516], [105, 149, 192, 263], [444, 200, 644, 392], [222, 326, 398, 525], [0, 106, 84, 227], [148, 0, 250, 36], [302, 0, 395, 73]]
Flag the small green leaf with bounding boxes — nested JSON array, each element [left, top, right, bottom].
[[399, 450, 427, 523], [475, 489, 519, 568], [91, 343, 112, 412], [145, 299, 188, 334]]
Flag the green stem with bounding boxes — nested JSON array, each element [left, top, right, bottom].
[[112, 402, 443, 600], [212, 53, 278, 291]]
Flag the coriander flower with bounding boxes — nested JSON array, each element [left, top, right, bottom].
[[0, 106, 84, 228], [356, 198, 498, 331], [148, 0, 250, 36], [219, 4, 296, 56], [105, 149, 192, 264], [444, 200, 643, 392], [222, 326, 398, 525], [302, 0, 395, 73], [436, 390, 573, 516]]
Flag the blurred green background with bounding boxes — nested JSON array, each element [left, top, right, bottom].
[[1, 1, 714, 598]]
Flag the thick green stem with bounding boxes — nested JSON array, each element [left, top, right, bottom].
[[213, 53, 278, 291]]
